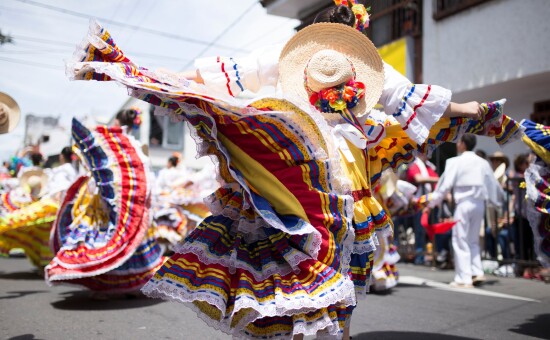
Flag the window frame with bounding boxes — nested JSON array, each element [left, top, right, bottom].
[[433, 0, 492, 21]]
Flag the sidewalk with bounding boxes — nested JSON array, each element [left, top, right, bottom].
[[398, 263, 549, 301]]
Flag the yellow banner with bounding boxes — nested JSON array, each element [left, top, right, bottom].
[[377, 38, 407, 76]]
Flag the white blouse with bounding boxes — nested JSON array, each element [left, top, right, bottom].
[[47, 163, 77, 195], [195, 44, 452, 145], [156, 166, 191, 192]]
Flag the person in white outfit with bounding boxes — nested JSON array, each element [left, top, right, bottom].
[[47, 146, 77, 199], [427, 134, 502, 288], [156, 155, 192, 193]]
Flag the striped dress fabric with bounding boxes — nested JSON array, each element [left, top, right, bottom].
[[45, 119, 164, 292], [66, 21, 525, 338], [0, 190, 32, 214], [521, 120, 550, 268], [0, 197, 58, 268]]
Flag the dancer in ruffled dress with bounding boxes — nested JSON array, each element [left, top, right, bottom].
[[0, 169, 57, 268], [520, 120, 550, 281], [65, 6, 522, 338], [45, 110, 165, 295], [367, 172, 410, 292]]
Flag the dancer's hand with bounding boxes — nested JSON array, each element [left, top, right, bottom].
[[459, 101, 484, 120], [444, 101, 484, 120]]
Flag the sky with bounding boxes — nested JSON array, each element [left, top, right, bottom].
[[0, 0, 300, 160]]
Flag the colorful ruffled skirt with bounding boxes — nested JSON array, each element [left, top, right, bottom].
[[370, 235, 400, 291], [0, 197, 58, 268], [45, 119, 164, 292]]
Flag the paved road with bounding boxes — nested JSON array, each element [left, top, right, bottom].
[[0, 258, 548, 340]]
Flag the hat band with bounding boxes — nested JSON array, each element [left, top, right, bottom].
[[308, 80, 366, 113], [304, 56, 366, 113]]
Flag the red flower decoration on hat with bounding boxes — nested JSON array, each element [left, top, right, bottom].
[[309, 79, 365, 113]]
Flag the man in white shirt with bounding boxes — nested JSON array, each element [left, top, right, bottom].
[[427, 134, 502, 288]]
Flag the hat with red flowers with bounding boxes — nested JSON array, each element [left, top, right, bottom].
[[279, 23, 383, 117]]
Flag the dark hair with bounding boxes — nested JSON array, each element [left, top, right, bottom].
[[513, 153, 529, 173], [168, 156, 179, 167], [475, 149, 487, 159], [30, 152, 43, 166], [116, 109, 138, 128], [460, 134, 476, 151], [313, 5, 355, 27], [60, 146, 73, 163]]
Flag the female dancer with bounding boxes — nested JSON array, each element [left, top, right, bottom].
[[45, 110, 165, 296], [0, 169, 57, 269], [520, 120, 550, 281], [65, 14, 521, 339]]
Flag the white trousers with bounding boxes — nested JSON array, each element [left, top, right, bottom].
[[452, 198, 485, 284]]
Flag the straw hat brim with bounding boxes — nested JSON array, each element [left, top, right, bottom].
[[379, 170, 398, 200], [279, 23, 384, 117], [20, 169, 48, 197], [493, 162, 506, 181], [0, 92, 21, 134], [489, 152, 507, 161]]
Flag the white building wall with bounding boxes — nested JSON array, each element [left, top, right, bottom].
[[423, 0, 550, 92], [423, 0, 550, 158]]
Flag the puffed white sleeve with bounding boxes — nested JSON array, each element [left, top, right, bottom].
[[379, 62, 452, 145], [194, 44, 283, 98]]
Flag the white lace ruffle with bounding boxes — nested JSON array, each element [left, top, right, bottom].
[[142, 273, 355, 339]]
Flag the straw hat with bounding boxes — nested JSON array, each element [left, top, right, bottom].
[[379, 170, 398, 200], [0, 92, 21, 134], [279, 23, 384, 117], [20, 169, 48, 198], [489, 151, 509, 167], [493, 162, 507, 185]]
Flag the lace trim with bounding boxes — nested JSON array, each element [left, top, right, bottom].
[[142, 274, 355, 339], [351, 222, 391, 255], [45, 245, 161, 282]]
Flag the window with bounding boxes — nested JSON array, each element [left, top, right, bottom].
[[366, 0, 422, 47], [162, 116, 184, 149], [530, 100, 550, 126], [148, 107, 184, 150], [433, 0, 492, 21], [298, 1, 422, 47]]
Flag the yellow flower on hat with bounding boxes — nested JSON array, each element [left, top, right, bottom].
[[332, 99, 347, 112], [352, 4, 367, 17]]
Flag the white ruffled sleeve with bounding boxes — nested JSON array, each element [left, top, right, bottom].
[[194, 44, 282, 98], [379, 62, 452, 144]]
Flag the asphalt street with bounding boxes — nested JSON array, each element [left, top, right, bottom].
[[0, 258, 548, 340]]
